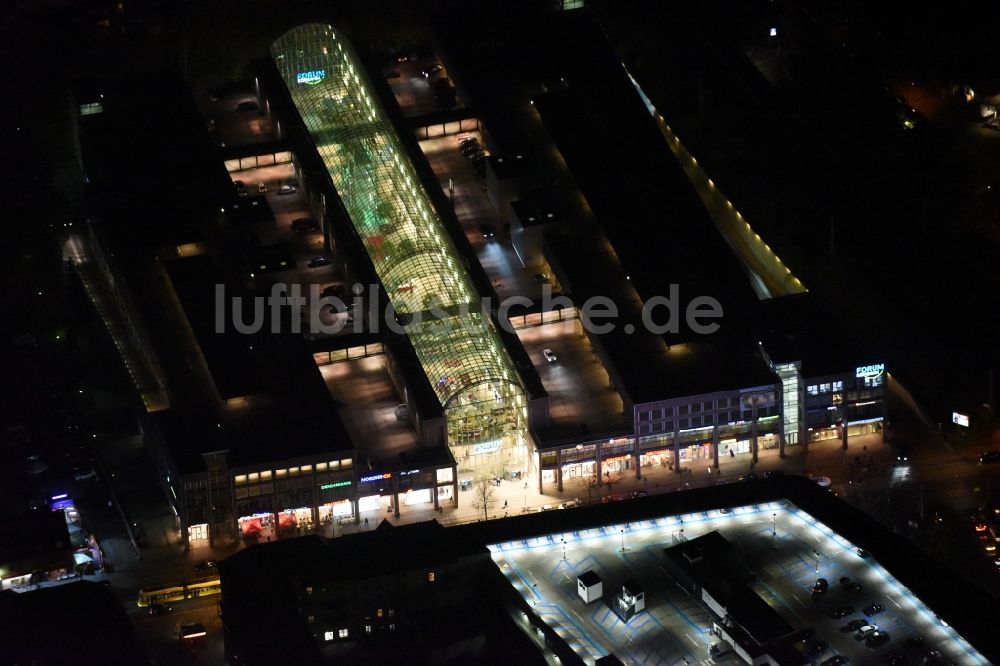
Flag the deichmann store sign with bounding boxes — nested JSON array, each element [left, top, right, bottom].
[[855, 363, 885, 379]]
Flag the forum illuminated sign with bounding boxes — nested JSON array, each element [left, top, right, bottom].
[[296, 69, 326, 85], [953, 412, 970, 428], [472, 440, 502, 456], [855, 363, 885, 379]]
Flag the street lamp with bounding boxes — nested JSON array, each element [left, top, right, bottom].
[[561, 538, 567, 560], [772, 512, 777, 537], [813, 549, 820, 574], [620, 528, 627, 553]]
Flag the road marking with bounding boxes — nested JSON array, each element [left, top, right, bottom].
[[888, 594, 902, 609], [685, 632, 700, 647], [793, 596, 807, 609]]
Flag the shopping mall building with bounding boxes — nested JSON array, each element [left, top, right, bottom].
[[73, 11, 883, 548]]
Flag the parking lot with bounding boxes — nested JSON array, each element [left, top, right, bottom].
[[198, 85, 278, 149], [318, 355, 418, 463], [385, 56, 463, 117], [490, 502, 989, 665], [517, 320, 626, 439], [419, 133, 553, 305]]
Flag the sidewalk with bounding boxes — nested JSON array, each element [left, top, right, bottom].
[[97, 432, 890, 590]]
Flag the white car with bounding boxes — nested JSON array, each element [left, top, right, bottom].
[[277, 184, 297, 195], [542, 348, 557, 363]]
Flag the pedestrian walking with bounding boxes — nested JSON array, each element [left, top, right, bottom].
[[503, 499, 508, 509], [364, 517, 369, 527]]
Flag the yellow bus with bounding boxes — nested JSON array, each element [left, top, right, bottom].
[[137, 576, 221, 607]]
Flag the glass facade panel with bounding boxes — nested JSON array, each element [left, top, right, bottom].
[[270, 25, 527, 476]]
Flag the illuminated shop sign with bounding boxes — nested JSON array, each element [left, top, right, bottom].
[[399, 469, 420, 476], [320, 480, 352, 490], [855, 363, 885, 379], [296, 69, 326, 85], [472, 441, 502, 455], [360, 473, 391, 483], [953, 412, 970, 428]]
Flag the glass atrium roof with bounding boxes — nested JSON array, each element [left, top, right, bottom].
[[269, 24, 525, 412]]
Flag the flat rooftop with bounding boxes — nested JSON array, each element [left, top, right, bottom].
[[78, 71, 233, 253], [516, 320, 628, 445], [488, 498, 989, 666], [435, 6, 773, 403], [548, 235, 776, 404], [754, 294, 883, 379]]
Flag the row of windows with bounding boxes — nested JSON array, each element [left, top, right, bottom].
[[807, 381, 844, 395], [645, 406, 780, 429], [638, 398, 744, 421], [234, 459, 353, 485]]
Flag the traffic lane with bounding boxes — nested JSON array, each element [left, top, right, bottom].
[[517, 321, 625, 435], [420, 135, 544, 302], [386, 58, 444, 116], [129, 595, 223, 666]]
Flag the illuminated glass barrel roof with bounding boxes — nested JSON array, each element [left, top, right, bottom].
[[270, 25, 527, 470]]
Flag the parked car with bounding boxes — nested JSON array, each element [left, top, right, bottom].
[[855, 624, 879, 640], [811, 578, 829, 594], [866, 630, 891, 647], [830, 606, 854, 619], [236, 101, 259, 112], [542, 348, 557, 363], [179, 622, 207, 641], [277, 184, 297, 195], [845, 619, 868, 632], [844, 581, 864, 594], [863, 603, 886, 617], [979, 450, 1000, 464], [233, 180, 248, 196], [148, 603, 171, 616], [307, 256, 333, 268], [805, 640, 828, 657], [193, 560, 216, 572], [533, 272, 550, 283], [856, 548, 870, 558], [821, 656, 849, 666], [421, 63, 443, 78]]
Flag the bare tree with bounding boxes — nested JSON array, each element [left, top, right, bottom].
[[585, 473, 600, 504], [470, 478, 498, 521]]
